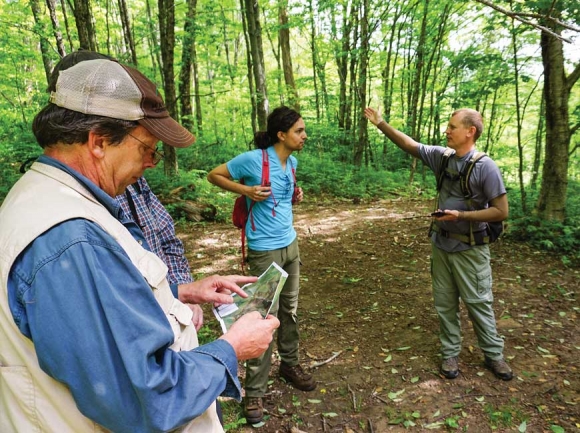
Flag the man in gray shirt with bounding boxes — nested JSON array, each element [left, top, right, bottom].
[[364, 107, 513, 381]]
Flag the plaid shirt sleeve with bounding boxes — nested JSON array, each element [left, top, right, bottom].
[[118, 178, 193, 285]]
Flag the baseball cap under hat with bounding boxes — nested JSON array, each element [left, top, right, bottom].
[[50, 58, 195, 148]]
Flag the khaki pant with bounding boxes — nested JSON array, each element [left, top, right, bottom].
[[431, 243, 505, 360], [245, 238, 301, 397]]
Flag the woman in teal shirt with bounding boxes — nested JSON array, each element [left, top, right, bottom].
[[208, 106, 316, 425]]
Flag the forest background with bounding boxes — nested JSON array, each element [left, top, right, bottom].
[[0, 0, 579, 264], [0, 0, 579, 253]]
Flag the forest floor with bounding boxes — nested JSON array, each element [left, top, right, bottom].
[[179, 198, 579, 433]]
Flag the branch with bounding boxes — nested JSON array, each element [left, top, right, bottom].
[[567, 62, 580, 91], [473, 0, 572, 43], [0, 90, 17, 108], [511, 12, 580, 32], [310, 350, 343, 368]]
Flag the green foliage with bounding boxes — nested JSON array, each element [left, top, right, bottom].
[[220, 399, 248, 430], [508, 181, 580, 266], [483, 401, 527, 430], [144, 166, 235, 223], [293, 151, 420, 200], [0, 120, 41, 202]]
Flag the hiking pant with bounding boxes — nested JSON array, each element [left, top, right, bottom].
[[245, 238, 301, 397], [430, 243, 505, 360]]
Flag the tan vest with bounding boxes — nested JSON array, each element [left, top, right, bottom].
[[0, 162, 222, 433]]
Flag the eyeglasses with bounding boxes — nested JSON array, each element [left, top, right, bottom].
[[128, 133, 164, 165]]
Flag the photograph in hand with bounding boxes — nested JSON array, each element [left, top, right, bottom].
[[213, 262, 288, 333]]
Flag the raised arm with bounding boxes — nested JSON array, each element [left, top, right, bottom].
[[364, 107, 421, 159]]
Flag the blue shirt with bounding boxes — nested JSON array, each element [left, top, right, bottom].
[[227, 147, 297, 251], [7, 156, 241, 432]]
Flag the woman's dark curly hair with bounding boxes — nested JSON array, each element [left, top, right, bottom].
[[254, 106, 301, 149]]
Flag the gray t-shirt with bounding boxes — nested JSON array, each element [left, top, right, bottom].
[[418, 144, 506, 252]]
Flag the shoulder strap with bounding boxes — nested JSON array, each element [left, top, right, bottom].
[[289, 157, 296, 184], [261, 149, 270, 186], [247, 150, 267, 228], [436, 148, 455, 191], [461, 151, 487, 246], [459, 151, 486, 198], [242, 150, 270, 272], [124, 182, 142, 227]]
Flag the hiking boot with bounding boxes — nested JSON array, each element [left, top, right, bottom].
[[440, 356, 459, 379], [279, 362, 317, 391], [244, 397, 264, 424], [484, 356, 513, 381]]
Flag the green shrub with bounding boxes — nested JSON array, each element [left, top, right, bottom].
[[506, 180, 580, 266]]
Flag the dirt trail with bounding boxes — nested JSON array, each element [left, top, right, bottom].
[[180, 199, 579, 432]]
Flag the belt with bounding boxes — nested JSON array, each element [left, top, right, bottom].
[[430, 225, 490, 245]]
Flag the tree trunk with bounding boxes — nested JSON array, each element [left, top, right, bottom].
[[278, 1, 299, 112], [346, 8, 359, 138], [243, 0, 269, 130], [308, 0, 320, 121], [382, 3, 403, 126], [219, 5, 235, 84], [263, 9, 282, 100], [531, 95, 545, 190], [158, 0, 179, 176], [536, 28, 570, 222], [240, 0, 257, 137], [406, 0, 429, 183], [59, 0, 74, 51], [331, 2, 351, 130], [72, 0, 97, 50], [118, 0, 138, 65], [46, 0, 66, 57], [354, 0, 369, 167], [144, 0, 161, 81], [510, 18, 527, 213], [179, 0, 197, 133], [308, 0, 329, 122], [29, 0, 52, 84]]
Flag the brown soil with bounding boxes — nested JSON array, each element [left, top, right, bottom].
[[179, 198, 579, 433]]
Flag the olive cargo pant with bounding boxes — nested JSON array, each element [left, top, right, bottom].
[[431, 243, 505, 360], [245, 238, 301, 397]]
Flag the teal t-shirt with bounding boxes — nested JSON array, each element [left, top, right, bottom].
[[227, 147, 297, 251]]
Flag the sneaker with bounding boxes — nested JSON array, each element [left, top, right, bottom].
[[440, 356, 459, 379], [484, 356, 513, 381], [279, 362, 317, 391], [244, 397, 264, 425]]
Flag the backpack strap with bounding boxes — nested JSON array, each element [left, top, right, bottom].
[[460, 151, 487, 246], [436, 148, 455, 192], [248, 149, 270, 230], [429, 148, 455, 235], [460, 151, 486, 198], [430, 149, 490, 246], [241, 149, 270, 271]]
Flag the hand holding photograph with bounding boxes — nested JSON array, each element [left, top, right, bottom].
[[213, 262, 288, 333]]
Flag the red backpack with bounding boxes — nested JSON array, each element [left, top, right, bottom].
[[232, 149, 297, 271], [232, 150, 269, 271]]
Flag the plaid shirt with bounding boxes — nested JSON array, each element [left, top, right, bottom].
[[116, 177, 193, 286]]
